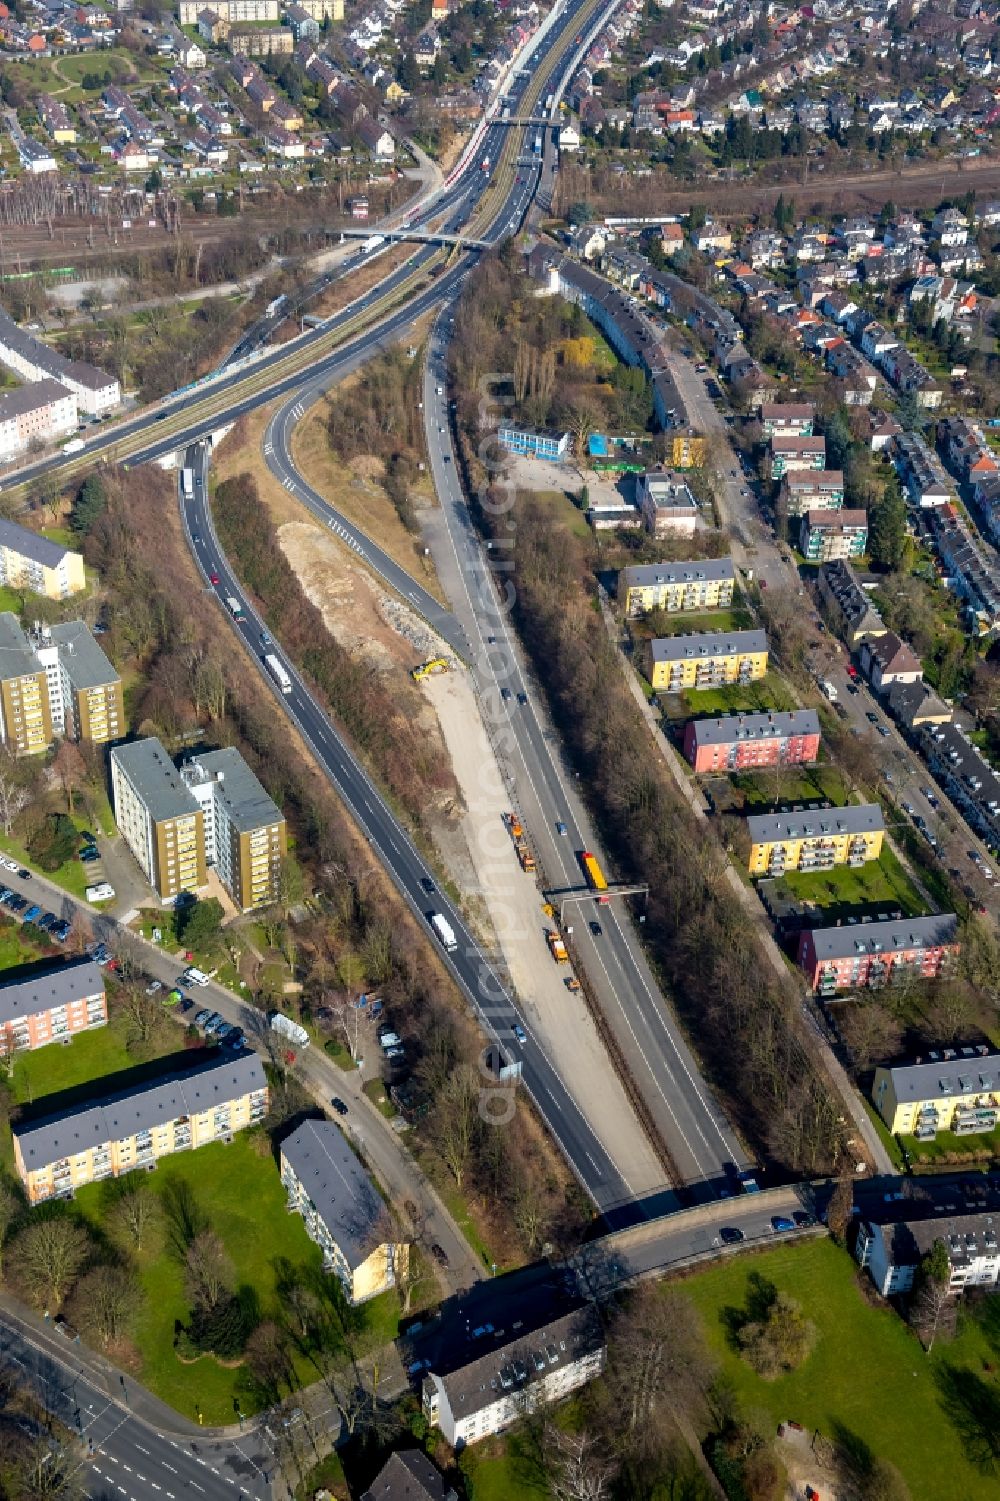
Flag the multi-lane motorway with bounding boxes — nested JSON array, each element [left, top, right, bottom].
[[184, 440, 636, 1212]]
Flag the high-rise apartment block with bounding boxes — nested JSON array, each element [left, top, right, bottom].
[[180, 748, 286, 910], [33, 620, 124, 745], [0, 613, 53, 755], [111, 738, 285, 908], [110, 738, 207, 902]]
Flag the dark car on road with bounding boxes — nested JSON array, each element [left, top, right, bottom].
[[430, 1243, 449, 1268], [720, 1227, 745, 1245], [771, 1215, 795, 1233], [331, 1097, 348, 1116]]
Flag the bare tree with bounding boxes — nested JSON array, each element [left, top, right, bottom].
[[11, 1218, 91, 1311], [185, 1230, 234, 1313], [609, 1286, 716, 1440], [0, 750, 29, 839], [327, 993, 364, 1062], [109, 1177, 160, 1253], [118, 986, 167, 1058], [545, 1425, 617, 1501], [52, 741, 86, 817], [0, 1177, 21, 1278], [71, 1264, 138, 1347], [909, 1240, 955, 1352], [435, 1066, 479, 1190]]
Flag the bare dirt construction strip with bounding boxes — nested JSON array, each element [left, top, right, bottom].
[[419, 669, 669, 1198]]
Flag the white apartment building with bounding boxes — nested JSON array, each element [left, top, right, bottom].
[[0, 310, 119, 416], [422, 1303, 606, 1449], [0, 380, 77, 461], [33, 620, 124, 745], [857, 1213, 1000, 1297]]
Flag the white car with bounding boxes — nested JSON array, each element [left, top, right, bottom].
[[86, 882, 115, 903]]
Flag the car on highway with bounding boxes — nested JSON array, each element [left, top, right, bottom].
[[512, 1022, 527, 1044], [719, 1227, 745, 1245], [589, 920, 602, 936], [209, 571, 220, 585], [331, 1096, 348, 1116], [260, 630, 272, 647], [517, 692, 527, 705], [420, 877, 436, 894], [500, 687, 511, 701], [555, 821, 567, 836], [770, 1216, 795, 1233]]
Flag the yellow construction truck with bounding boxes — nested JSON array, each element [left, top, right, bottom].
[[411, 658, 450, 682], [546, 929, 568, 963]]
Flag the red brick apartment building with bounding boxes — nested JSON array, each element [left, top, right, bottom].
[[0, 956, 106, 1052], [797, 915, 959, 994], [683, 709, 821, 774]]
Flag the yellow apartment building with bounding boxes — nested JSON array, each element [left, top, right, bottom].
[[13, 1051, 268, 1204], [180, 748, 286, 911], [0, 613, 52, 756], [747, 803, 885, 878], [280, 1119, 409, 1305], [873, 1048, 1000, 1140], [620, 557, 735, 617], [0, 517, 85, 600], [110, 737, 207, 902], [649, 628, 768, 693], [34, 619, 125, 746]]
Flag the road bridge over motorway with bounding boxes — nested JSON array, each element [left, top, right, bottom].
[[338, 226, 491, 249]]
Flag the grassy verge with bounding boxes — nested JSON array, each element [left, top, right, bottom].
[[860, 1096, 906, 1171], [295, 1452, 349, 1501], [683, 1237, 1000, 1501], [7, 1003, 182, 1113], [735, 764, 849, 809], [362, 1078, 397, 1119], [675, 677, 798, 718], [901, 1125, 1000, 1166], [74, 1134, 326, 1424]]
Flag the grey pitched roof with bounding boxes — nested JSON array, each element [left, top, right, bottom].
[[424, 1304, 604, 1424], [747, 803, 884, 844], [806, 913, 958, 962], [361, 1451, 456, 1501], [689, 709, 820, 747], [47, 620, 118, 691], [0, 956, 103, 1026], [878, 1049, 1000, 1106], [621, 558, 735, 591], [0, 379, 73, 422], [280, 1119, 388, 1270], [0, 307, 114, 392], [181, 748, 282, 835], [111, 738, 200, 825], [651, 628, 767, 663], [13, 1050, 266, 1171], [0, 520, 74, 575], [877, 1212, 1000, 1271]]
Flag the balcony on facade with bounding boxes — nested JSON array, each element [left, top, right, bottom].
[[798, 843, 837, 872], [818, 966, 838, 995]]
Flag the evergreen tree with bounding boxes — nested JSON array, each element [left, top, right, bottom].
[[70, 472, 107, 536], [868, 472, 909, 571]]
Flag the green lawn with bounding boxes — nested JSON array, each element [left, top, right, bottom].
[[8, 1005, 180, 1112], [649, 608, 756, 638], [771, 844, 927, 918], [735, 764, 849, 810], [0, 815, 100, 903], [73, 1134, 330, 1423], [902, 1125, 1000, 1165], [459, 1440, 551, 1501], [678, 678, 798, 718], [363, 1079, 397, 1119], [683, 1238, 1000, 1501]]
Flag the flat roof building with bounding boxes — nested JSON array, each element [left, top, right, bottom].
[[110, 738, 206, 903], [637, 471, 698, 538], [747, 802, 884, 878], [798, 914, 959, 993], [181, 749, 285, 911], [0, 612, 53, 756], [0, 518, 85, 602], [34, 620, 124, 745], [873, 1046, 1000, 1139], [0, 956, 105, 1055], [280, 1119, 407, 1305]]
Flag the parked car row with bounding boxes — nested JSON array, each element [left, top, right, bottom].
[[192, 1008, 243, 1048], [0, 887, 71, 942]]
